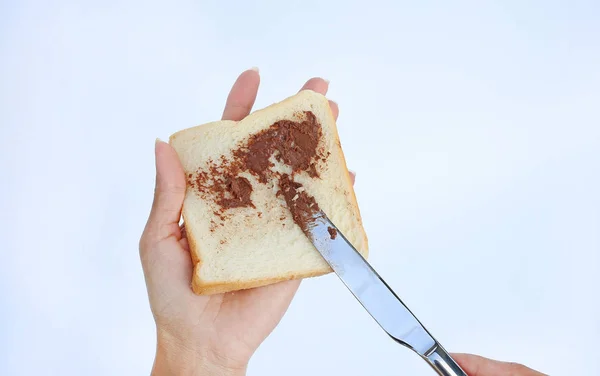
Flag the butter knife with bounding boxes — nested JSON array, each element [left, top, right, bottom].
[[307, 211, 468, 376]]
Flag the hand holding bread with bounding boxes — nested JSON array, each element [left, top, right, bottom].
[[139, 69, 354, 375]]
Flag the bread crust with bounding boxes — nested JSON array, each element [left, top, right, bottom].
[[171, 90, 368, 295]]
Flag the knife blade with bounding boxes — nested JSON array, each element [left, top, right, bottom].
[[306, 210, 468, 376]]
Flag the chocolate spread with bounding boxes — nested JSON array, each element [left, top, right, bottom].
[[278, 174, 321, 236], [234, 111, 322, 182], [327, 226, 338, 240], [188, 111, 326, 233], [219, 176, 254, 209]]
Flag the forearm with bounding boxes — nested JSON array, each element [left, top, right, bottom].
[[152, 334, 247, 376]]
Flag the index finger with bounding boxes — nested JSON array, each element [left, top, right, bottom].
[[222, 68, 261, 121], [299, 77, 338, 120]]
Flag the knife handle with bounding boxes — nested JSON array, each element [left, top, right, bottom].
[[422, 343, 468, 376]]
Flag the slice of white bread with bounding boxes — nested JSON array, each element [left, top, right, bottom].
[[169, 90, 368, 295]]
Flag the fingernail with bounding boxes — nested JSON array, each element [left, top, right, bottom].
[[250, 66, 260, 73], [324, 78, 330, 84], [349, 169, 356, 176]]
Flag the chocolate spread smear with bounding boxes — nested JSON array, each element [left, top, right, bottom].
[[188, 111, 326, 230], [278, 174, 321, 236], [218, 176, 254, 209], [235, 111, 322, 183], [327, 227, 338, 240]]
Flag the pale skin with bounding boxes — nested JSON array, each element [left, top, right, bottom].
[[139, 69, 546, 376]]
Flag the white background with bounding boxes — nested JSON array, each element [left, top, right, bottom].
[[1, 1, 599, 375]]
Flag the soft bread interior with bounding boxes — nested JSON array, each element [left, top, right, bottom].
[[169, 90, 368, 294]]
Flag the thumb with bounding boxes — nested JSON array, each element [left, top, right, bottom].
[[452, 353, 546, 376], [142, 139, 187, 247]]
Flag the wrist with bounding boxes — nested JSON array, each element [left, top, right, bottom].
[[152, 330, 247, 376]]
